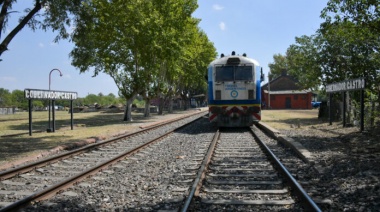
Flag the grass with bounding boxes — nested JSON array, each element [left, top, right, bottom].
[[261, 109, 322, 129], [0, 110, 192, 166], [1, 111, 131, 136]]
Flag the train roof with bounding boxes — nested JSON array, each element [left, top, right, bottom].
[[209, 54, 260, 67]]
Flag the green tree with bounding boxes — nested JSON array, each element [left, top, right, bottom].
[[103, 93, 119, 105], [83, 94, 99, 106], [0, 88, 11, 106], [286, 35, 322, 90], [0, 0, 84, 61], [70, 0, 204, 121], [11, 89, 28, 109], [320, 0, 380, 87], [71, 0, 160, 120], [268, 54, 288, 79], [32, 100, 44, 110], [319, 0, 380, 126], [321, 0, 380, 34], [177, 27, 216, 109]]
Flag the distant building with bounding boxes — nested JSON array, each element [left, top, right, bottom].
[[261, 70, 313, 109], [0, 107, 16, 115]]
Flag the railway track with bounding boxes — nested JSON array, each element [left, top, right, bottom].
[[0, 111, 206, 211], [181, 127, 321, 211], [0, 113, 324, 211]]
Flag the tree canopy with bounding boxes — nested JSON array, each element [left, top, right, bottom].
[[69, 0, 216, 120], [1, 0, 217, 120], [0, 0, 83, 60], [268, 0, 380, 93]]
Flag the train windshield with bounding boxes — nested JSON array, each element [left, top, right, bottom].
[[235, 66, 253, 81], [215, 65, 253, 82], [215, 66, 234, 81]]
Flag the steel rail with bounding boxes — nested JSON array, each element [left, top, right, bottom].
[[0, 111, 206, 180], [180, 129, 220, 212], [248, 128, 322, 212], [0, 115, 204, 212]]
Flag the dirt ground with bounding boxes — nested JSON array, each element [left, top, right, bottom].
[[0, 109, 203, 170]]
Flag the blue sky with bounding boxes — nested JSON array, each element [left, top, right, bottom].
[[0, 0, 328, 97]]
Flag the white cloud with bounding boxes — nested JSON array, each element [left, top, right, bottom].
[[38, 43, 45, 48], [213, 4, 224, 11], [219, 22, 226, 31]]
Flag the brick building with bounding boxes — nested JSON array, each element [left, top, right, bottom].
[[261, 71, 314, 109]]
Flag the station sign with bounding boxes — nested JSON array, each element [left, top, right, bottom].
[[326, 78, 365, 93], [326, 77, 366, 132], [24, 89, 77, 100]]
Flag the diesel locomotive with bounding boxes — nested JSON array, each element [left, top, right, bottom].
[[207, 51, 264, 127]]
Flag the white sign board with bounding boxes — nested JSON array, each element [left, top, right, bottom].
[[24, 89, 77, 100], [326, 78, 365, 93]]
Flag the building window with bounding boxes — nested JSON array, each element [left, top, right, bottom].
[[294, 95, 298, 100], [302, 95, 306, 100]]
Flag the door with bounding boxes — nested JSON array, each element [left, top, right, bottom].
[[285, 97, 291, 109]]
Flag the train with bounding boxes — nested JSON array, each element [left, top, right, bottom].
[[207, 51, 264, 127]]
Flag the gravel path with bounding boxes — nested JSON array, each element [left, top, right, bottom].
[[280, 122, 380, 211]]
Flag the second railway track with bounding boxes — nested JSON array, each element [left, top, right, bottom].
[[0, 111, 206, 211]]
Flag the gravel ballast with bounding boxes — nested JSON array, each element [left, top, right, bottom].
[[3, 109, 379, 211], [280, 122, 380, 211]]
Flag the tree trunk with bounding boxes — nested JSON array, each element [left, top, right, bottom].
[[346, 91, 352, 124], [168, 98, 173, 113], [0, 1, 42, 58], [183, 98, 188, 110], [158, 97, 164, 115], [123, 98, 134, 121], [144, 99, 151, 117], [370, 99, 375, 128]]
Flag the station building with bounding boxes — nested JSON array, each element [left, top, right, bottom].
[[261, 70, 314, 109]]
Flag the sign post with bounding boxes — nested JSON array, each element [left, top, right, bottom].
[[24, 89, 77, 136], [326, 78, 365, 132]]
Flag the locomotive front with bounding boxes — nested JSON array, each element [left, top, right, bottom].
[[207, 52, 264, 127]]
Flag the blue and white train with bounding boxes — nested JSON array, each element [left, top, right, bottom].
[[207, 51, 264, 127]]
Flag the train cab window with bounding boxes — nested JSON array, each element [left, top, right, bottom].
[[235, 66, 253, 81], [216, 66, 234, 81]]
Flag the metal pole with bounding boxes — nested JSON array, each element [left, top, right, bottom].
[[48, 69, 63, 133], [70, 100, 74, 130], [52, 100, 56, 132], [329, 93, 332, 125], [343, 92, 346, 127], [29, 100, 32, 136], [268, 72, 271, 109], [48, 100, 51, 131], [360, 89, 364, 132]]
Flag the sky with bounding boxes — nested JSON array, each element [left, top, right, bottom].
[[0, 0, 328, 98]]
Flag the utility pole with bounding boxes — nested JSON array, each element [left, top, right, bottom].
[[268, 72, 271, 109]]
